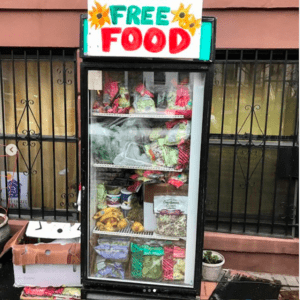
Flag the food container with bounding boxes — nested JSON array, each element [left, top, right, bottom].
[[107, 203, 121, 209], [106, 194, 121, 206], [106, 186, 122, 195], [120, 189, 133, 206], [121, 203, 132, 218]]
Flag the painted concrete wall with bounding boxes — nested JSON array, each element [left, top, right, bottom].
[[0, 1, 298, 48]]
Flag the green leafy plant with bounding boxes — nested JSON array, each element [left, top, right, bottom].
[[203, 251, 223, 264]]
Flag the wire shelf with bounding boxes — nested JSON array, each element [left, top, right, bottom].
[[93, 225, 184, 241], [91, 112, 184, 119], [92, 163, 182, 172]]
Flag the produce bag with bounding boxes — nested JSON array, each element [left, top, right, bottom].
[[94, 237, 130, 262], [154, 196, 188, 237], [130, 240, 164, 280], [163, 243, 186, 281]]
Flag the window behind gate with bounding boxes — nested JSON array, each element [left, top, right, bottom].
[[0, 48, 79, 221], [206, 50, 299, 237]]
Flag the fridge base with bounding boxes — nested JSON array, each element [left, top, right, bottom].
[[81, 287, 198, 300]]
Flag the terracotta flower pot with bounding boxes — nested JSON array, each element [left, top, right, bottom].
[[202, 250, 225, 281]]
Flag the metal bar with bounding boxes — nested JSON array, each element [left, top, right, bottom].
[[12, 50, 21, 217], [286, 63, 299, 236], [0, 133, 77, 142], [24, 50, 33, 218], [63, 50, 69, 220], [205, 219, 298, 229], [7, 208, 77, 218], [271, 51, 288, 234], [216, 50, 229, 230], [0, 51, 9, 211], [36, 50, 45, 219], [74, 51, 79, 219], [229, 51, 243, 232], [213, 60, 298, 64], [50, 50, 57, 220], [210, 133, 295, 141], [243, 50, 258, 233], [257, 51, 273, 233]]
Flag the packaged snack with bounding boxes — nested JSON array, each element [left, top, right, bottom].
[[94, 237, 130, 262], [154, 196, 188, 237], [131, 240, 164, 280]]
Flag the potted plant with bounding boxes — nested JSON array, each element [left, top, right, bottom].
[[202, 250, 225, 281]]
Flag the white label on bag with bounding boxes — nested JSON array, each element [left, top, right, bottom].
[[154, 195, 188, 213]]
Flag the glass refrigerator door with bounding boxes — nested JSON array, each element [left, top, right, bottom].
[[87, 69, 205, 288]]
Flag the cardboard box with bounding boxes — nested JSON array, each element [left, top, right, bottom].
[[144, 183, 188, 203], [143, 183, 188, 231], [0, 221, 81, 287]]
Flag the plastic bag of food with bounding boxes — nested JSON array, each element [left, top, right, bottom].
[[113, 142, 152, 166], [154, 196, 188, 237], [163, 243, 186, 281], [94, 237, 130, 262], [144, 141, 178, 168], [166, 79, 192, 111], [130, 239, 164, 280], [95, 261, 126, 280]]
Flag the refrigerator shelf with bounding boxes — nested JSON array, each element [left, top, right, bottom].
[[91, 112, 185, 119], [92, 163, 182, 172], [93, 226, 185, 241]]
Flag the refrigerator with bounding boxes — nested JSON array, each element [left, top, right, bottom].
[[80, 3, 216, 299]]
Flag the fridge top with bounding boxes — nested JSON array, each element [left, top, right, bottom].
[[80, 10, 216, 62]]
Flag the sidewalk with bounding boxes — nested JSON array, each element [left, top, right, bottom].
[[200, 269, 299, 300]]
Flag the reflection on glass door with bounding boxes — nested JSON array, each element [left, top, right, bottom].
[[87, 69, 205, 287]]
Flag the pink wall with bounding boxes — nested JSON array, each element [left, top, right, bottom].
[[0, 1, 298, 48], [203, 10, 299, 49]]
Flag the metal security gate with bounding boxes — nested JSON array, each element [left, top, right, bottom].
[[0, 48, 79, 221], [205, 49, 299, 237]]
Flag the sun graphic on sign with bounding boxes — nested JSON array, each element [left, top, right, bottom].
[[89, 1, 111, 29], [172, 3, 201, 36], [171, 3, 192, 27], [183, 15, 201, 36]]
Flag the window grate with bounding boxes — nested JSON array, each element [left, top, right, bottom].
[[206, 49, 299, 238], [0, 48, 79, 221]]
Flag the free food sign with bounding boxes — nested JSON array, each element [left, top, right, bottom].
[[87, 0, 203, 58]]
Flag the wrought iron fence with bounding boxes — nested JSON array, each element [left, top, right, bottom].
[[0, 48, 79, 221], [0, 48, 298, 237], [206, 49, 299, 237]]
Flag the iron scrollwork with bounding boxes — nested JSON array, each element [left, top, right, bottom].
[[57, 68, 73, 85]]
